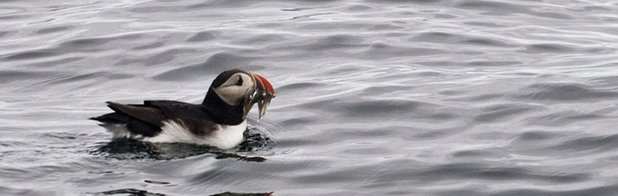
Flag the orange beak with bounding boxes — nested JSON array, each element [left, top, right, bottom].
[[243, 72, 275, 119], [252, 73, 276, 98]]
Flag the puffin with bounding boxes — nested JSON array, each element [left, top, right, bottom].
[[90, 69, 276, 149]]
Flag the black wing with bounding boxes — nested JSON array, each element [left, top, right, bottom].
[[106, 101, 166, 126], [90, 100, 216, 137], [143, 100, 218, 136]]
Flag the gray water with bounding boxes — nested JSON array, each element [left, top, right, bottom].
[[2, 0, 618, 195]]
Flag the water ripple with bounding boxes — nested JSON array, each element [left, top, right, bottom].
[[414, 163, 590, 184], [153, 52, 258, 81], [550, 134, 618, 152], [493, 185, 618, 196], [516, 82, 618, 102]]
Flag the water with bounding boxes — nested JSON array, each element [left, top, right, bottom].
[[1, 0, 618, 195]]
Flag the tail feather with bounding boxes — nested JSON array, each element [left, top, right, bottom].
[[89, 112, 130, 124], [90, 112, 162, 137]]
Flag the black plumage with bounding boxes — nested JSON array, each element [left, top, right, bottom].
[[90, 69, 251, 138], [90, 101, 220, 137]]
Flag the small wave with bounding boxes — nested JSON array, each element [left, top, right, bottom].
[[5, 50, 56, 61], [516, 82, 618, 102], [526, 110, 606, 126], [493, 185, 618, 196], [366, 0, 441, 3], [516, 130, 560, 142], [550, 134, 618, 152], [522, 43, 577, 53], [411, 31, 514, 47], [35, 26, 72, 34], [185, 0, 263, 9], [186, 31, 218, 42], [0, 70, 50, 84], [455, 0, 574, 19], [473, 103, 539, 123], [416, 163, 589, 183], [152, 52, 258, 81], [359, 42, 445, 59], [0, 186, 42, 196]]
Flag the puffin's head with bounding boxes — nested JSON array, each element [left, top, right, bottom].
[[209, 69, 276, 119]]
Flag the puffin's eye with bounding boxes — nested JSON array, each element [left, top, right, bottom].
[[236, 75, 243, 86]]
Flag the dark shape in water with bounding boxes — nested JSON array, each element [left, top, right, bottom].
[[214, 152, 267, 162], [144, 180, 170, 185], [237, 127, 275, 152], [211, 192, 274, 196], [96, 188, 165, 196]]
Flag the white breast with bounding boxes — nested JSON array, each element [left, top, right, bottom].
[[199, 120, 247, 149], [103, 120, 247, 149]]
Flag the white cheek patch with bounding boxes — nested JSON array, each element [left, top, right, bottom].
[[213, 73, 255, 105], [215, 86, 247, 105]]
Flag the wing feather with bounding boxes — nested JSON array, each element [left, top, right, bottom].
[[105, 101, 166, 127]]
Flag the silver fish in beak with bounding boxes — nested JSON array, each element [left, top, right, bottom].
[[242, 72, 275, 119]]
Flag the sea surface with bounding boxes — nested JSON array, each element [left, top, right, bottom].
[[1, 0, 618, 195]]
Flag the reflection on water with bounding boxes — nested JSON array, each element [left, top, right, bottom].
[[95, 188, 273, 196], [93, 128, 272, 161]]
